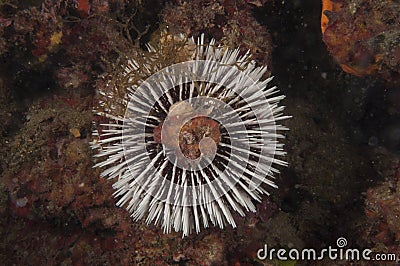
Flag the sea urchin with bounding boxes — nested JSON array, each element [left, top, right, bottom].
[[91, 35, 290, 237]]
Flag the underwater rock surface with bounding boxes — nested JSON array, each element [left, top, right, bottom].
[[0, 0, 398, 265]]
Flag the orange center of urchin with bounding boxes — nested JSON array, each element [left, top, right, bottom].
[[153, 104, 220, 160], [178, 116, 220, 160]]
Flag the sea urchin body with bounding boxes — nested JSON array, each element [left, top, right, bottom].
[[92, 35, 289, 237]]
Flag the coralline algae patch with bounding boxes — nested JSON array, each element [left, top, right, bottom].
[[161, 0, 273, 67], [364, 162, 400, 256], [322, 0, 400, 82]]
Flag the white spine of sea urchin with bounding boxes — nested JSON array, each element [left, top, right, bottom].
[[91, 34, 290, 237]]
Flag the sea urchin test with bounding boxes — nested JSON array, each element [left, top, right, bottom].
[[91, 35, 290, 237]]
